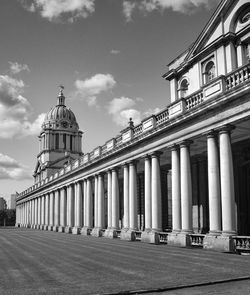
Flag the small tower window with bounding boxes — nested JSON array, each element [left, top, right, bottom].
[[70, 135, 73, 151], [55, 134, 59, 149], [63, 134, 66, 149]]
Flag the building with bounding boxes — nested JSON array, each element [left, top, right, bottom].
[[16, 0, 250, 252], [8, 194, 16, 210], [0, 197, 7, 210]]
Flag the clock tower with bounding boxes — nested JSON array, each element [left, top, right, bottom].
[[33, 87, 83, 183]]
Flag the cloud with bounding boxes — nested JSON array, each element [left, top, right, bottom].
[[8, 62, 30, 75], [21, 0, 95, 23], [75, 73, 116, 106], [110, 49, 121, 55], [123, 0, 219, 21], [0, 75, 45, 138], [107, 96, 142, 127], [0, 153, 31, 180]]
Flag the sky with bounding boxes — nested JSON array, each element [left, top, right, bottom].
[[0, 0, 220, 201]]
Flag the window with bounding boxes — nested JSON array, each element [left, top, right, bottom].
[[63, 134, 66, 149], [55, 134, 59, 149], [179, 79, 189, 98], [203, 59, 216, 84], [70, 135, 73, 151]]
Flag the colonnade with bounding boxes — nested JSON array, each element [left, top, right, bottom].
[[16, 125, 237, 249]]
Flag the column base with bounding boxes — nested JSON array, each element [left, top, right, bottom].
[[203, 234, 235, 252], [58, 226, 65, 233], [120, 229, 136, 241], [35, 225, 40, 230], [65, 226, 72, 234], [91, 227, 103, 237], [104, 229, 118, 239], [53, 226, 58, 232], [38, 225, 43, 230], [81, 227, 92, 236], [47, 225, 54, 231], [72, 227, 81, 235], [167, 232, 191, 247], [141, 231, 160, 244]]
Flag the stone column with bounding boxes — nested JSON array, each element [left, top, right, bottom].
[[49, 192, 54, 231], [59, 187, 66, 232], [32, 199, 35, 228], [207, 132, 221, 234], [171, 146, 181, 232], [129, 161, 137, 231], [144, 155, 152, 231], [45, 194, 49, 230], [65, 184, 74, 233], [73, 181, 83, 234], [94, 175, 98, 228], [37, 197, 41, 229], [107, 170, 112, 229], [93, 174, 105, 237], [53, 190, 60, 231], [219, 126, 236, 235], [41, 195, 45, 229], [81, 177, 93, 235], [151, 152, 162, 232], [180, 141, 193, 234], [111, 169, 119, 230], [123, 164, 129, 230], [83, 179, 87, 227]]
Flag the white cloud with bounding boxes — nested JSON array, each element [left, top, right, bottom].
[[123, 1, 136, 22], [0, 153, 31, 180], [75, 73, 116, 106], [8, 62, 30, 75], [123, 0, 219, 20], [21, 0, 95, 22], [107, 96, 142, 127], [0, 75, 45, 138], [110, 49, 121, 55]]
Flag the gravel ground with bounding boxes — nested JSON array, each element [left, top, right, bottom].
[[0, 227, 250, 295]]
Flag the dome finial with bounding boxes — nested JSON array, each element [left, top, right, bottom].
[[57, 85, 65, 106]]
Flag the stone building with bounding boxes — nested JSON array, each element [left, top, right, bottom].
[[16, 0, 250, 252]]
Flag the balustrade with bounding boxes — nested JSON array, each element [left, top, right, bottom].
[[190, 234, 205, 247], [226, 64, 250, 90], [185, 91, 203, 110], [233, 236, 250, 254]]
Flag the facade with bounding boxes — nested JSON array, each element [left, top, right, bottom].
[[16, 0, 250, 252], [0, 197, 7, 210]]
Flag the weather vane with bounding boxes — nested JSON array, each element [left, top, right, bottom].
[[59, 84, 64, 95]]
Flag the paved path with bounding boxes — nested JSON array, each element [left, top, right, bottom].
[[0, 228, 250, 295]]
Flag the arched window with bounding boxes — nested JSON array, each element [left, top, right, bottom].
[[179, 79, 189, 98], [203, 61, 216, 84]]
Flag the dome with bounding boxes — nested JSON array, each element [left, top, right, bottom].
[[42, 88, 79, 130]]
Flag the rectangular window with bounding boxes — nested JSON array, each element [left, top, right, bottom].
[[55, 134, 59, 149], [63, 134, 66, 149], [70, 135, 73, 151]]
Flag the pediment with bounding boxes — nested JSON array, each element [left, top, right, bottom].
[[185, 0, 250, 62]]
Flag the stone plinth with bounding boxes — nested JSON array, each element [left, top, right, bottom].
[[58, 226, 65, 233], [65, 226, 72, 234], [43, 225, 49, 230], [91, 228, 103, 237], [53, 226, 58, 232], [120, 229, 136, 241], [167, 232, 191, 247], [104, 229, 118, 239], [141, 231, 160, 244], [72, 227, 81, 235], [203, 234, 235, 252], [47, 225, 54, 231], [81, 227, 91, 236]]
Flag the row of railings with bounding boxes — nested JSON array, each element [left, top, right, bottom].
[[18, 63, 250, 199]]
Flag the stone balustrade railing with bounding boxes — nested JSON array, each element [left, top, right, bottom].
[[159, 232, 168, 244], [226, 64, 250, 90], [233, 236, 250, 254], [17, 63, 250, 200], [135, 231, 142, 241], [190, 234, 205, 247]]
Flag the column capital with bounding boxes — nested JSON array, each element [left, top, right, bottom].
[[205, 129, 218, 138], [179, 140, 193, 148], [169, 144, 179, 151], [150, 151, 163, 158], [128, 159, 138, 166], [217, 124, 235, 135], [111, 167, 119, 173]]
